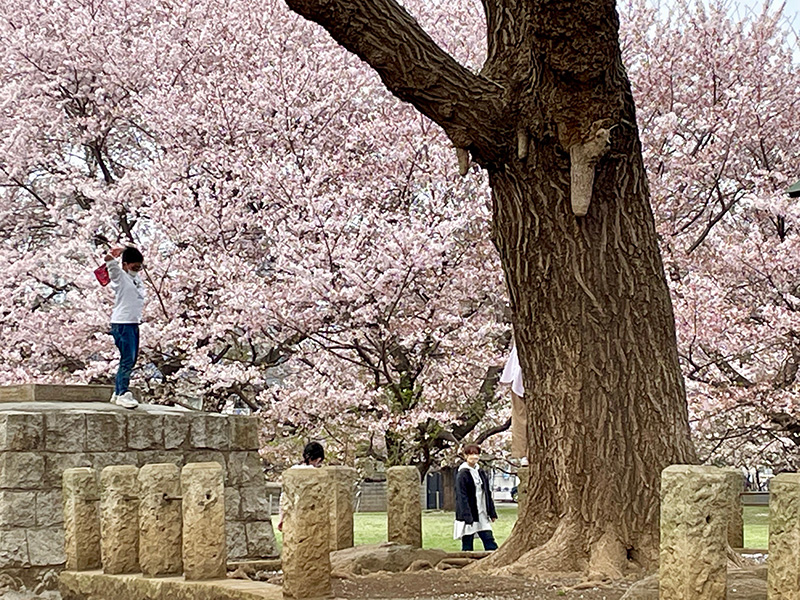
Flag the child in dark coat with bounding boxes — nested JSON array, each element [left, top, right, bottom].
[[453, 443, 498, 551]]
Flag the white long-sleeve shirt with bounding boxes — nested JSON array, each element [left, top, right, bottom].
[[499, 345, 524, 396], [106, 258, 145, 324]]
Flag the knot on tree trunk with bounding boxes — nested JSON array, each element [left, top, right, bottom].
[[568, 120, 612, 216]]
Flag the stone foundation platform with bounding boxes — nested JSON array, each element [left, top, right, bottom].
[[0, 386, 277, 579], [59, 570, 283, 600]]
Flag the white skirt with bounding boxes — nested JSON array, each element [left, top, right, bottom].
[[453, 512, 493, 539]]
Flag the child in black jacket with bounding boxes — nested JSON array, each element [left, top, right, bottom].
[[453, 443, 498, 551]]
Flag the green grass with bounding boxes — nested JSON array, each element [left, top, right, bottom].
[[272, 504, 771, 553], [744, 505, 769, 549]]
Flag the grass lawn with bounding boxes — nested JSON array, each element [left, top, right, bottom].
[[272, 504, 770, 553], [744, 505, 768, 549]]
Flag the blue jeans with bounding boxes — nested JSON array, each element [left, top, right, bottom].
[[461, 529, 498, 551], [111, 323, 139, 395]]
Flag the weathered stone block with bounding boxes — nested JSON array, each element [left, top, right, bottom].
[[84, 412, 126, 452], [181, 462, 226, 580], [164, 414, 190, 449], [245, 521, 278, 559], [138, 463, 182, 577], [62, 467, 101, 571], [768, 473, 800, 599], [240, 483, 271, 521], [127, 413, 164, 450], [282, 467, 331, 599], [0, 412, 43, 451], [720, 467, 744, 549], [44, 413, 86, 452], [0, 529, 28, 568], [387, 466, 421, 549], [229, 416, 259, 450], [660, 465, 728, 600], [27, 526, 66, 566], [226, 451, 264, 487], [36, 489, 64, 526], [189, 414, 229, 450], [225, 487, 241, 521], [226, 521, 247, 560], [0, 490, 36, 527], [186, 451, 226, 483], [0, 384, 114, 403], [59, 569, 286, 600], [325, 466, 357, 551], [136, 450, 184, 468], [100, 465, 140, 574], [0, 452, 45, 489], [91, 451, 139, 474], [43, 453, 92, 488]]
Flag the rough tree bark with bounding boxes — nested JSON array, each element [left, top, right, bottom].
[[283, 0, 697, 577]]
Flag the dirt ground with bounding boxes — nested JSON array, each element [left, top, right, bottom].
[[4, 569, 632, 600], [333, 570, 631, 600]]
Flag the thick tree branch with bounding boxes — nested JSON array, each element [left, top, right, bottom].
[[284, 0, 506, 164], [451, 365, 502, 440], [475, 416, 511, 445]]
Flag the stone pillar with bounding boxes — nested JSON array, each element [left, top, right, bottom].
[[282, 467, 331, 599], [387, 466, 421, 548], [99, 465, 140, 574], [659, 465, 728, 600], [768, 473, 800, 599], [325, 466, 357, 551], [720, 467, 744, 549], [138, 463, 182, 577], [62, 467, 101, 571], [181, 462, 226, 580]]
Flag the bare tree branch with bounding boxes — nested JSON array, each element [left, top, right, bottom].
[[475, 416, 512, 445]]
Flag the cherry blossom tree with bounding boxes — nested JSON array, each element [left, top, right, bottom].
[[0, 0, 510, 475], [622, 0, 800, 473], [1, 0, 799, 576], [282, 0, 702, 575]]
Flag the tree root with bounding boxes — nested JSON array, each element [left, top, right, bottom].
[[476, 517, 647, 583], [560, 578, 613, 592]]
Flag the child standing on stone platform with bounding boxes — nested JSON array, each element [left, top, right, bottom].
[[105, 246, 145, 409], [454, 443, 498, 551]]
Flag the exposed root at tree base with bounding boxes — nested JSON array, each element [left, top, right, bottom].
[[473, 519, 648, 584], [561, 579, 613, 592]]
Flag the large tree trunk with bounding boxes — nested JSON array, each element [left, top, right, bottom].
[[482, 109, 696, 578], [284, 0, 697, 578]]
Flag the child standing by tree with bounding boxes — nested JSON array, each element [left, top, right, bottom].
[[105, 246, 144, 409]]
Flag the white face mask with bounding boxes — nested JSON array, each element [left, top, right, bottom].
[[127, 269, 140, 280]]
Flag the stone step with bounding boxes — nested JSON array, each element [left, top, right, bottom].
[[0, 384, 119, 403]]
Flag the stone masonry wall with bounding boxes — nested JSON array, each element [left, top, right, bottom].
[[0, 397, 278, 576]]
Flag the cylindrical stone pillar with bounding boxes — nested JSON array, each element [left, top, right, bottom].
[[100, 465, 140, 574], [325, 466, 357, 551], [62, 467, 101, 571], [720, 467, 744, 549], [181, 462, 226, 580], [282, 467, 331, 599], [387, 466, 421, 548], [660, 465, 728, 600], [138, 463, 183, 577], [768, 473, 800, 599]]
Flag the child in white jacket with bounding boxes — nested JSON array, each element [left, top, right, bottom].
[[105, 246, 145, 409]]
